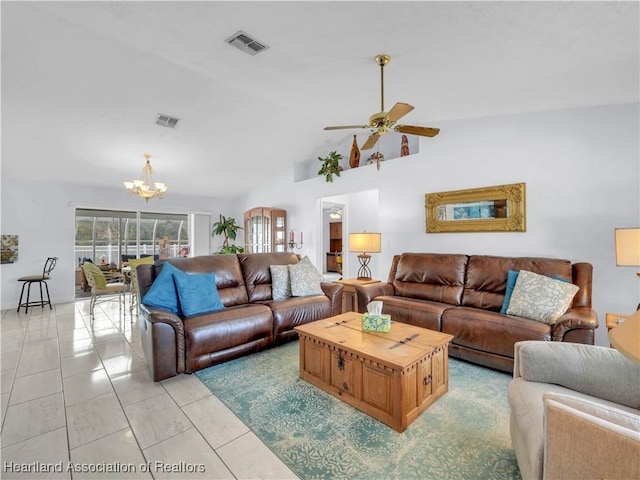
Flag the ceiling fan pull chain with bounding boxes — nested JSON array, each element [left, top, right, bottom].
[[380, 60, 385, 112]]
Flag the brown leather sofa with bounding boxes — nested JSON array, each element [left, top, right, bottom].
[[136, 252, 344, 381], [355, 253, 598, 373]]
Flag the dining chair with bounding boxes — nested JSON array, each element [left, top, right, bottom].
[[81, 262, 127, 319], [126, 256, 155, 317], [17, 257, 58, 314]]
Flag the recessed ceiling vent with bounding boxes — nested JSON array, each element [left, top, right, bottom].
[[225, 30, 269, 56], [155, 114, 180, 128]]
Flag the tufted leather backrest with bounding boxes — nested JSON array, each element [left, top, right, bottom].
[[387, 253, 592, 312], [463, 255, 573, 311], [391, 253, 468, 305], [137, 255, 249, 308], [238, 252, 300, 303]]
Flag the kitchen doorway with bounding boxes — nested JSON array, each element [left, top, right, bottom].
[[320, 196, 346, 280]]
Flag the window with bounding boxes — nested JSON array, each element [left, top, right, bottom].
[[75, 209, 189, 266]]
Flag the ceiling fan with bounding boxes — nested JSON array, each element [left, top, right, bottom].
[[324, 54, 440, 150]]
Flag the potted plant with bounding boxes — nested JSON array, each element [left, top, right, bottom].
[[317, 151, 344, 183], [211, 214, 245, 254]]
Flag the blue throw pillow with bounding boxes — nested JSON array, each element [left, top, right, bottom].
[[141, 262, 183, 315], [173, 271, 225, 318], [500, 270, 520, 314], [501, 270, 569, 314]]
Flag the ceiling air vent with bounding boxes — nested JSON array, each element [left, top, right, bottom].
[[225, 30, 269, 56], [155, 114, 180, 128]]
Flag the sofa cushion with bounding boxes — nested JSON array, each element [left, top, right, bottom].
[[156, 255, 248, 307], [442, 307, 550, 357], [239, 252, 300, 303], [374, 295, 448, 332], [173, 271, 225, 317], [270, 265, 292, 299], [183, 303, 274, 371], [142, 262, 183, 315], [289, 256, 324, 296], [506, 270, 578, 324], [267, 295, 332, 339], [464, 255, 573, 311], [392, 253, 467, 305]]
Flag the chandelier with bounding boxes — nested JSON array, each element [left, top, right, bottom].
[[123, 154, 167, 202]]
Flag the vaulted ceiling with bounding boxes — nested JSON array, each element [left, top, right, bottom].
[[2, 1, 638, 198]]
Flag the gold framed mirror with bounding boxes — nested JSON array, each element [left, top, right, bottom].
[[425, 183, 526, 233]]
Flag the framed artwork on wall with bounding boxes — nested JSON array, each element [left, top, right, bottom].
[[425, 183, 526, 233], [1, 235, 19, 263]]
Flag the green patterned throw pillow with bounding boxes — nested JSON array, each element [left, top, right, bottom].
[[506, 270, 579, 325]]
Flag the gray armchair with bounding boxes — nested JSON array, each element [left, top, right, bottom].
[[508, 340, 640, 480]]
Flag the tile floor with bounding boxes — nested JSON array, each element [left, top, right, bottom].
[[0, 299, 298, 479]]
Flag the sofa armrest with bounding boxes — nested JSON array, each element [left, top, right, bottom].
[[543, 393, 640, 480], [139, 304, 186, 381], [513, 341, 640, 409], [140, 304, 184, 331], [354, 283, 395, 313], [320, 282, 344, 316], [551, 307, 599, 342]]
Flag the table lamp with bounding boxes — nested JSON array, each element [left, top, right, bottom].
[[349, 232, 381, 280], [614, 227, 640, 310]]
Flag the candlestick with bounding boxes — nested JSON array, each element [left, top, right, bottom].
[[288, 229, 303, 251]]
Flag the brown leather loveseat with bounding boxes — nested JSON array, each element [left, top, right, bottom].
[[137, 252, 343, 381], [355, 253, 598, 372]]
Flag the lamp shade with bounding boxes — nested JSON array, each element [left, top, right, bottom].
[[615, 228, 640, 266], [349, 233, 381, 253]]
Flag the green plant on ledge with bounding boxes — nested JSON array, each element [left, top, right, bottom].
[[212, 214, 244, 254], [317, 151, 343, 183]]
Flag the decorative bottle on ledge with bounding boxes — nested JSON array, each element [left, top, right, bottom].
[[349, 134, 361, 168]]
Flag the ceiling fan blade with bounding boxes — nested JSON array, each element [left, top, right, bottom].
[[394, 125, 440, 137], [361, 133, 380, 150], [324, 125, 368, 131], [386, 102, 414, 123]]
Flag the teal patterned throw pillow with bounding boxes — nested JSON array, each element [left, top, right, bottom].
[[506, 270, 579, 325], [289, 256, 324, 297]]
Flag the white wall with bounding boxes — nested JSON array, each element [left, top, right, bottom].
[[0, 178, 239, 309], [241, 103, 640, 347], [3, 104, 637, 346]]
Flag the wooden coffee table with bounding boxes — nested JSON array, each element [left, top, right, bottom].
[[294, 312, 454, 432]]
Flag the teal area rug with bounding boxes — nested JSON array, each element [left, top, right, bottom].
[[195, 341, 521, 480]]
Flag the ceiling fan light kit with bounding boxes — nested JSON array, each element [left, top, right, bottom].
[[324, 54, 440, 152]]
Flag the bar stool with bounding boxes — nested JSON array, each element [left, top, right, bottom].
[[17, 257, 58, 314]]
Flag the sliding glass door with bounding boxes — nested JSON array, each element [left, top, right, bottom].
[[75, 208, 189, 267]]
